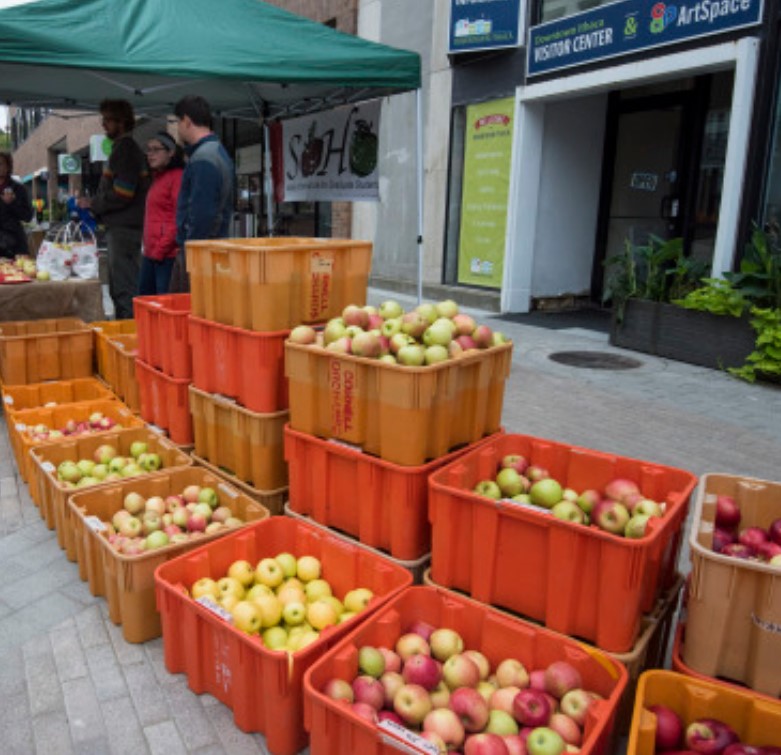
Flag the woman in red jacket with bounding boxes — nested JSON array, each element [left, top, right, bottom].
[[139, 132, 184, 295]]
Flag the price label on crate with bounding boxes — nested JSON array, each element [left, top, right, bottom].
[[501, 498, 552, 516], [308, 251, 334, 320], [218, 483, 238, 499], [3, 395, 13, 405], [378, 720, 440, 755], [41, 461, 55, 473], [15, 423, 26, 431], [328, 360, 360, 438], [148, 424, 165, 435], [85, 516, 107, 532], [196, 596, 233, 623]]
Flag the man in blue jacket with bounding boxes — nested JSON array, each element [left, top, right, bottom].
[[171, 95, 235, 292]]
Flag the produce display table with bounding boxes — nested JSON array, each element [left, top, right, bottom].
[[0, 279, 104, 322]]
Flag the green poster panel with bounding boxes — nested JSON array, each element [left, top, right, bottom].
[[457, 97, 514, 288]]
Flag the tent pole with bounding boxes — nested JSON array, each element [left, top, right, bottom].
[[263, 123, 275, 237], [416, 88, 424, 305]]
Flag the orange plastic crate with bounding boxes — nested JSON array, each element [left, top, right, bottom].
[[91, 319, 136, 378], [0, 318, 93, 384], [185, 237, 372, 331], [627, 670, 781, 755], [133, 294, 192, 378], [2, 377, 114, 414], [189, 385, 288, 490], [683, 473, 781, 698], [191, 453, 287, 516], [285, 341, 512, 466], [136, 358, 193, 445], [428, 433, 697, 652], [154, 516, 413, 755], [189, 314, 289, 412], [285, 426, 503, 561], [9, 399, 141, 484], [105, 334, 140, 412], [672, 622, 781, 701], [69, 467, 269, 643], [303, 586, 628, 755], [28, 427, 192, 555]]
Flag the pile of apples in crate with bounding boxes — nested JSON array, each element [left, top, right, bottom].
[[646, 705, 781, 755], [321, 622, 599, 755], [710, 493, 781, 567], [25, 411, 121, 443], [0, 255, 43, 282], [56, 439, 161, 489], [474, 453, 665, 539], [288, 299, 509, 366], [107, 484, 247, 555], [188, 554, 375, 653]]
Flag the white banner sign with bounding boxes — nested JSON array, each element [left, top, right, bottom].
[[282, 100, 381, 201]]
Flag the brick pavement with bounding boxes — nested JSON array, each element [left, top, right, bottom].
[[0, 294, 779, 753]]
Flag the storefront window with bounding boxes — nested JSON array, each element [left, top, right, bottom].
[[762, 70, 781, 238], [538, 0, 607, 24]]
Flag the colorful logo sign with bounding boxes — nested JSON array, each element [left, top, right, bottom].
[[650, 2, 678, 33], [449, 0, 522, 53]]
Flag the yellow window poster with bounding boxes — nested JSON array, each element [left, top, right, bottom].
[[457, 97, 514, 288]]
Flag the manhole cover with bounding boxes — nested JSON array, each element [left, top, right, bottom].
[[548, 350, 643, 370]]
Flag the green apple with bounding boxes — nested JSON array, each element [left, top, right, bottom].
[[343, 588, 373, 614], [262, 626, 288, 650], [358, 646, 386, 678], [129, 441, 148, 459], [530, 478, 564, 509], [274, 552, 297, 578], [304, 579, 332, 602], [473, 480, 502, 500], [197, 487, 219, 509], [282, 601, 307, 626], [485, 709, 519, 736]]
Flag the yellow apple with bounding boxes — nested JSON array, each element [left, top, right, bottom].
[[343, 587, 374, 613], [321, 595, 344, 617], [231, 601, 262, 635], [275, 552, 298, 578], [219, 594, 240, 613], [282, 601, 307, 626], [191, 577, 220, 600], [307, 599, 338, 630], [262, 625, 288, 650], [337, 610, 357, 624], [252, 594, 283, 628], [217, 576, 245, 601], [304, 579, 333, 602], [278, 577, 304, 592], [288, 630, 320, 652], [277, 583, 307, 607], [227, 559, 256, 588], [255, 557, 285, 588], [296, 555, 321, 582]]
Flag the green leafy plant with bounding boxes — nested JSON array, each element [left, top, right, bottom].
[[673, 278, 748, 317], [603, 235, 704, 321], [730, 307, 781, 383], [724, 225, 781, 309]]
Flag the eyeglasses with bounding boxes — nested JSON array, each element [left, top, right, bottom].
[[146, 147, 168, 154]]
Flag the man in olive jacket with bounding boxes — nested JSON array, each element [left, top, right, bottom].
[[79, 99, 148, 319]]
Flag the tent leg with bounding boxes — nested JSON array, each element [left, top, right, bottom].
[[416, 88, 424, 305], [263, 123, 275, 237]]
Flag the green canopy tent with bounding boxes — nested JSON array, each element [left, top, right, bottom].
[[0, 0, 427, 297]]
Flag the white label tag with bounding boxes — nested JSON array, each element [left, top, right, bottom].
[[378, 720, 439, 755], [218, 483, 238, 499], [42, 461, 56, 473], [15, 423, 26, 431], [93, 326, 104, 333], [196, 596, 233, 623], [500, 497, 552, 515], [327, 438, 363, 454], [148, 424, 165, 435], [44, 401, 58, 408], [85, 516, 107, 532], [3, 395, 12, 405]]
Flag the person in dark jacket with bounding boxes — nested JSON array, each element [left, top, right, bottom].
[[0, 152, 34, 258], [171, 95, 235, 293], [78, 99, 149, 318], [139, 132, 184, 295]]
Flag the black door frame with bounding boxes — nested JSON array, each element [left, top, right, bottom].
[[591, 83, 709, 303]]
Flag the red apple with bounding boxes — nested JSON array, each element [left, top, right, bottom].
[[512, 689, 551, 728], [724, 746, 763, 755], [407, 620, 436, 641], [352, 675, 385, 710], [548, 712, 581, 746], [503, 734, 527, 755], [559, 689, 592, 726], [394, 683, 433, 726], [450, 687, 490, 733], [378, 646, 402, 674], [544, 662, 582, 699], [739, 527, 769, 550], [768, 518, 781, 546], [490, 686, 522, 716], [757, 541, 781, 561], [715, 495, 741, 530], [396, 632, 431, 661], [443, 653, 481, 690], [720, 543, 755, 559], [402, 652, 442, 691], [379, 671, 405, 708], [323, 678, 354, 703], [377, 710, 404, 726], [501, 455, 529, 475], [604, 478, 640, 503], [465, 732, 511, 755], [529, 670, 546, 691], [351, 701, 378, 723], [685, 719, 739, 754], [424, 707, 466, 750], [712, 528, 737, 553], [650, 704, 684, 751]]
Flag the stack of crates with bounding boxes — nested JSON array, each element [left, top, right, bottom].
[[133, 294, 193, 445], [422, 432, 698, 735], [283, 298, 513, 581], [672, 473, 781, 700], [185, 237, 373, 514]]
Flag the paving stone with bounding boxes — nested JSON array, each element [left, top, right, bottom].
[[123, 660, 172, 727], [0, 689, 36, 753], [74, 605, 110, 649], [162, 678, 220, 750], [203, 703, 268, 755], [0, 553, 79, 608], [143, 720, 188, 755], [24, 639, 65, 717], [85, 641, 128, 702], [51, 617, 89, 682], [105, 617, 146, 667], [31, 709, 75, 755], [62, 676, 108, 744], [99, 695, 150, 755]]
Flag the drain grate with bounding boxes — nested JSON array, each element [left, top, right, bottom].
[[548, 350, 643, 370]]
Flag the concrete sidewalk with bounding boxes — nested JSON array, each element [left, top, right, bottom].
[[0, 293, 779, 753]]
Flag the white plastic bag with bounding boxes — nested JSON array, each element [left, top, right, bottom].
[[70, 225, 99, 279], [36, 224, 74, 281]]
